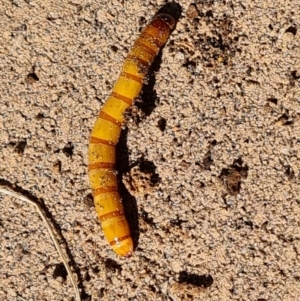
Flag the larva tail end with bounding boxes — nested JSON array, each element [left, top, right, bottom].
[[155, 13, 176, 30], [112, 236, 134, 257]]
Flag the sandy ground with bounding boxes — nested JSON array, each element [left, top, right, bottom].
[[1, 0, 300, 300]]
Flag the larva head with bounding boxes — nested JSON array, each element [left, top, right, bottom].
[[155, 13, 176, 30], [146, 13, 175, 48]]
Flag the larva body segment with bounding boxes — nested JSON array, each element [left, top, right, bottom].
[[88, 13, 175, 257]]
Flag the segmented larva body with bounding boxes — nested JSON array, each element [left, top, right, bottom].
[[88, 13, 175, 257]]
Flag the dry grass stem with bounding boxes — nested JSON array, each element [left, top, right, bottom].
[[0, 187, 81, 301]]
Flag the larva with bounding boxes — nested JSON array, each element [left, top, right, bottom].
[[88, 13, 175, 257]]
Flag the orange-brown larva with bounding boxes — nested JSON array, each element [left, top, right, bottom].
[[88, 13, 175, 257]]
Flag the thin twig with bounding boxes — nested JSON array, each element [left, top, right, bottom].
[[0, 187, 81, 301]]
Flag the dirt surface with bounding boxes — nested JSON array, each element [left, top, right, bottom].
[[1, 0, 300, 300]]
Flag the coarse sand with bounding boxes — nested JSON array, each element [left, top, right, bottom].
[[1, 0, 300, 300]]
